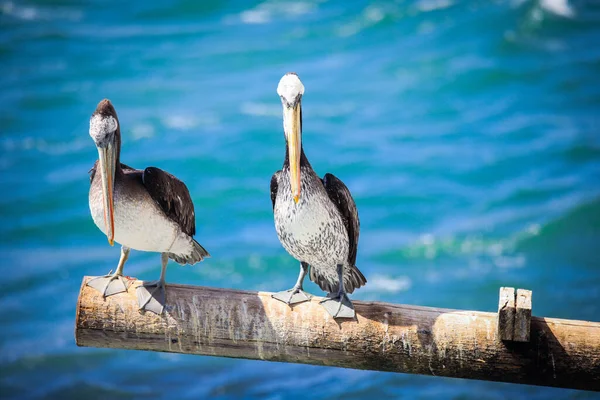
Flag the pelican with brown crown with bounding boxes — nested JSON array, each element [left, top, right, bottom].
[[87, 99, 209, 315]]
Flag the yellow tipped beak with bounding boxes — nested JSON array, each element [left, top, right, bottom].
[[285, 103, 302, 203], [98, 144, 116, 246]]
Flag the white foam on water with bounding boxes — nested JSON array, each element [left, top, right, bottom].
[[241, 102, 280, 117], [361, 274, 412, 294], [540, 0, 575, 18], [416, 0, 454, 12], [236, 0, 314, 25], [163, 115, 198, 130], [1, 1, 82, 21], [336, 5, 387, 37], [131, 123, 155, 140]]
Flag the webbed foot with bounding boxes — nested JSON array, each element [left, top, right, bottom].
[[136, 279, 166, 315], [272, 287, 313, 305], [320, 292, 355, 319], [87, 274, 130, 297]]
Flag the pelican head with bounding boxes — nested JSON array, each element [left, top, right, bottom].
[[277, 72, 304, 203], [89, 99, 119, 246]]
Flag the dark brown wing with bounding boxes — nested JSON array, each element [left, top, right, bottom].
[[142, 167, 196, 237], [270, 170, 281, 210], [322, 173, 360, 266]]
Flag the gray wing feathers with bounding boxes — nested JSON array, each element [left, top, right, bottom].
[[321, 173, 366, 292], [309, 264, 366, 295], [322, 173, 360, 266]]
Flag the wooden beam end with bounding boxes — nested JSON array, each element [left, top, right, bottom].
[[514, 289, 532, 342], [498, 287, 516, 341]]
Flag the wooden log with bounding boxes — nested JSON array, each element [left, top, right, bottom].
[[514, 289, 532, 342], [498, 287, 515, 341], [75, 277, 600, 392]]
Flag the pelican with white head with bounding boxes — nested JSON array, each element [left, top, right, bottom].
[[277, 72, 305, 203], [270, 73, 367, 319]]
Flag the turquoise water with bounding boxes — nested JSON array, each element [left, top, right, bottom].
[[1, 0, 600, 398]]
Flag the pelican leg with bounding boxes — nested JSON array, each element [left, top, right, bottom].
[[87, 246, 131, 297], [272, 262, 313, 305], [319, 264, 355, 319], [136, 253, 168, 315]]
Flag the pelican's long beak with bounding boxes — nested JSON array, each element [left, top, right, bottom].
[[284, 101, 302, 203], [97, 143, 116, 246]]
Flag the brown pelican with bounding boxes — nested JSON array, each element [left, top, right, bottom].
[[270, 73, 366, 319], [87, 99, 209, 315]]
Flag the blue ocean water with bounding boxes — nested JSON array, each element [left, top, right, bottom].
[[1, 0, 600, 398]]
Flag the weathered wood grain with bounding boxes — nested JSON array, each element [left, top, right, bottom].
[[75, 277, 600, 392], [498, 287, 515, 341], [515, 289, 532, 342]]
